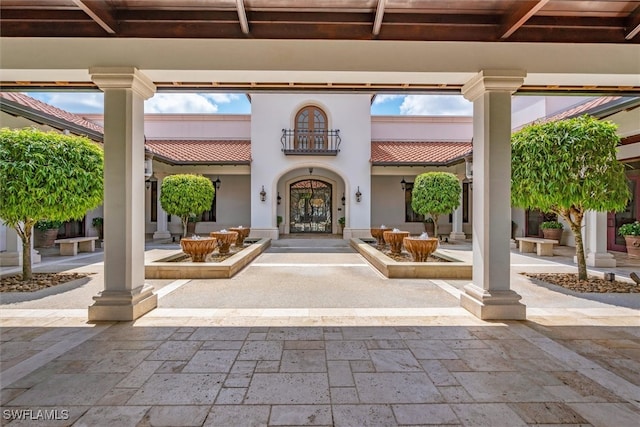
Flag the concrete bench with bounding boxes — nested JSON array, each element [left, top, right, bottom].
[[54, 236, 99, 256], [515, 237, 558, 256]]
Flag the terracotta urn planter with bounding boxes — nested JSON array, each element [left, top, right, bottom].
[[180, 237, 217, 262], [542, 228, 563, 242], [210, 230, 238, 254], [229, 226, 250, 246], [383, 230, 410, 255], [370, 226, 390, 247], [623, 235, 640, 259], [403, 237, 439, 262]]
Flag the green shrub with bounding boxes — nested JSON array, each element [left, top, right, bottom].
[[35, 219, 64, 231], [541, 221, 563, 229], [618, 221, 640, 236]]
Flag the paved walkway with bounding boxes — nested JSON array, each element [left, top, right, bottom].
[[1, 239, 639, 426]]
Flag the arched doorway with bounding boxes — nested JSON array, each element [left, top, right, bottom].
[[289, 179, 332, 233]]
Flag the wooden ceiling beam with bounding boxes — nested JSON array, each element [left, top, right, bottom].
[[500, 0, 549, 39], [72, 0, 118, 34], [625, 5, 640, 40], [236, 0, 250, 35], [372, 0, 386, 36]]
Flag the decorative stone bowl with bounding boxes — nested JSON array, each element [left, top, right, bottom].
[[403, 237, 439, 262], [229, 227, 250, 247], [180, 237, 217, 262], [370, 227, 390, 247], [383, 230, 410, 255], [210, 231, 238, 254]]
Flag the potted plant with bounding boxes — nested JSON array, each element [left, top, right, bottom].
[[34, 219, 63, 248], [541, 220, 563, 242], [338, 216, 345, 234], [618, 221, 640, 259], [91, 217, 104, 240]]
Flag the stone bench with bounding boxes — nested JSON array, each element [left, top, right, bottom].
[[54, 236, 99, 256], [515, 237, 559, 256]]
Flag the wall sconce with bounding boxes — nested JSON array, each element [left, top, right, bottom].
[[215, 176, 221, 190], [400, 177, 406, 191], [145, 173, 157, 190], [260, 186, 266, 202], [277, 192, 282, 205], [355, 186, 362, 202], [341, 193, 345, 205], [465, 155, 473, 181]]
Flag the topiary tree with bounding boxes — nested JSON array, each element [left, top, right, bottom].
[[0, 128, 104, 280], [411, 172, 461, 238], [160, 174, 215, 237], [511, 115, 630, 280]]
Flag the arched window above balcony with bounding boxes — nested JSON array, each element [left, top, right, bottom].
[[281, 105, 340, 155], [295, 106, 328, 150]]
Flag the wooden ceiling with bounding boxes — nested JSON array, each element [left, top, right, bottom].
[[1, 0, 639, 43]]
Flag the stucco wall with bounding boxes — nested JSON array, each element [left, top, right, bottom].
[[371, 116, 472, 141], [250, 93, 372, 237]]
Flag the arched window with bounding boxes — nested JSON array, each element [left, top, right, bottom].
[[295, 105, 328, 150]]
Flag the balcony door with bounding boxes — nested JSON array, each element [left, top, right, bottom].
[[289, 179, 332, 233], [295, 106, 327, 150]]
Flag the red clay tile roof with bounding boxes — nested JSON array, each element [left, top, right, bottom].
[[371, 141, 472, 166], [0, 92, 104, 135], [544, 96, 621, 122], [145, 139, 252, 165]]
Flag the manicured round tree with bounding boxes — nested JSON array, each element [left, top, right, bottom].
[[0, 128, 104, 280], [511, 115, 630, 280], [411, 172, 461, 238], [160, 174, 215, 237]]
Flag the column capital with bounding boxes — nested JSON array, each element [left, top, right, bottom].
[[461, 69, 526, 102], [90, 67, 156, 100]]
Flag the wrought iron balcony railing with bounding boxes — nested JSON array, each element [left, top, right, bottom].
[[281, 129, 341, 155]]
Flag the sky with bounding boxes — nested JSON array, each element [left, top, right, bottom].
[[26, 92, 473, 116]]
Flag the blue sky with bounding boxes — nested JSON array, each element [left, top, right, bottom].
[[26, 92, 473, 116]]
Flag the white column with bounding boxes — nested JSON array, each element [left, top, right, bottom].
[[89, 67, 158, 321], [460, 70, 526, 320], [153, 173, 171, 240], [584, 211, 616, 267], [450, 179, 466, 240], [0, 225, 20, 266]]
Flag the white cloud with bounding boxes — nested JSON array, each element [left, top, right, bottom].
[[145, 93, 221, 113], [201, 93, 241, 104], [399, 95, 472, 116], [29, 92, 104, 113], [372, 94, 404, 105]]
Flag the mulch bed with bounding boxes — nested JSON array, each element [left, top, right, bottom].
[[0, 273, 93, 293], [524, 273, 639, 293]]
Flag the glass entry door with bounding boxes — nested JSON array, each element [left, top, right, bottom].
[[289, 179, 332, 233]]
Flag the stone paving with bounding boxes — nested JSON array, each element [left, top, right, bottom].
[[0, 238, 639, 426]]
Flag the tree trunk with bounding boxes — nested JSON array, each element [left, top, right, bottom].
[[181, 217, 188, 237], [14, 221, 35, 281], [432, 214, 439, 239], [22, 233, 32, 280], [559, 207, 587, 280]]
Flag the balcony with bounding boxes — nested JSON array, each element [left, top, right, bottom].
[[281, 129, 341, 155]]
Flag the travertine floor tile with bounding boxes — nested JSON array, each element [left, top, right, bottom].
[[244, 373, 330, 404]]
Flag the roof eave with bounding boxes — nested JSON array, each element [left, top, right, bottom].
[[0, 98, 104, 143]]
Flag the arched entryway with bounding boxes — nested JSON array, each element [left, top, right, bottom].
[[289, 179, 332, 233]]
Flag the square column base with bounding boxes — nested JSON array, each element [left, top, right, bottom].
[[153, 230, 172, 240], [584, 252, 616, 268], [449, 232, 466, 241], [460, 284, 526, 320], [88, 284, 157, 322]]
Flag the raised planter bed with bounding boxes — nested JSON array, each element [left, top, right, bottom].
[[145, 238, 270, 279], [350, 238, 471, 279]]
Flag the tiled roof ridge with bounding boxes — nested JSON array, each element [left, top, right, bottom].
[[0, 92, 104, 135]]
